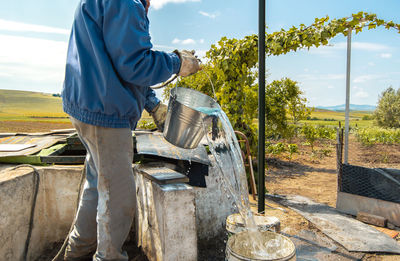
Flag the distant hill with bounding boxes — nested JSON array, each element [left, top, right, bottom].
[[316, 104, 376, 112], [0, 89, 66, 118]]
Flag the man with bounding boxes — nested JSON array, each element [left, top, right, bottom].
[[61, 0, 200, 260]]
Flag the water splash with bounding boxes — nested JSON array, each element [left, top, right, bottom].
[[197, 105, 279, 259], [230, 231, 295, 259]]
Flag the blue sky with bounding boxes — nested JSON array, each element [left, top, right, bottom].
[[0, 0, 399, 107]]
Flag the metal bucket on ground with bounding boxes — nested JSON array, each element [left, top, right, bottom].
[[226, 214, 281, 236], [163, 87, 219, 149], [226, 231, 296, 261]]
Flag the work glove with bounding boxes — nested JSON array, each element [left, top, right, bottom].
[[174, 50, 201, 77], [151, 102, 168, 132]]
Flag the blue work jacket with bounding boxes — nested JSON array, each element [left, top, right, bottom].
[[62, 0, 180, 129]]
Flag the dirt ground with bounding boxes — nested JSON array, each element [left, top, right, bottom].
[[264, 135, 400, 260], [266, 136, 400, 206], [0, 121, 73, 133]]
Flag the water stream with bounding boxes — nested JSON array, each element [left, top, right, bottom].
[[196, 106, 286, 259]]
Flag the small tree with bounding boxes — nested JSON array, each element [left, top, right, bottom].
[[302, 125, 318, 151], [266, 78, 310, 139], [374, 87, 400, 128], [287, 144, 299, 161]]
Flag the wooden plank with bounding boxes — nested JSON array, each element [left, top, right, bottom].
[[0, 134, 69, 157], [66, 134, 82, 145], [38, 144, 68, 156], [373, 226, 399, 239], [66, 143, 86, 151], [0, 143, 85, 165], [40, 156, 85, 164], [0, 155, 43, 165], [337, 191, 400, 227], [0, 133, 16, 138], [0, 144, 36, 152], [357, 212, 387, 227], [49, 129, 75, 134]]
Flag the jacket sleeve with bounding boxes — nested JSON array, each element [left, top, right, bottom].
[[102, 0, 180, 87], [144, 87, 161, 112]]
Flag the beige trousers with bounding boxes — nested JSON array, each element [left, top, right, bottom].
[[65, 118, 136, 261]]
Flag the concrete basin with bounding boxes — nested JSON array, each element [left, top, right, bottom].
[[0, 157, 235, 261]]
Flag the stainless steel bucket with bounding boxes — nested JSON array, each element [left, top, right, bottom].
[[225, 231, 296, 261], [226, 214, 281, 236], [163, 87, 219, 149]]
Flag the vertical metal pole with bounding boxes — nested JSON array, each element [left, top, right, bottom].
[[344, 29, 352, 164], [258, 0, 266, 213]]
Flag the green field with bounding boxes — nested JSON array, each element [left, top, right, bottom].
[[0, 89, 69, 123], [0, 89, 375, 128], [0, 89, 154, 125], [302, 109, 374, 128]]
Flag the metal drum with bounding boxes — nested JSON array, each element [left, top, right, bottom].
[[163, 87, 219, 149]]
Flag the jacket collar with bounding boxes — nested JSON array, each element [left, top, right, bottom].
[[139, 0, 147, 9]]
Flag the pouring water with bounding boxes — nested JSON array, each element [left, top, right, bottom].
[[164, 87, 295, 260]]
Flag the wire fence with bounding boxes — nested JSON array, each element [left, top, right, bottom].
[[341, 164, 400, 203], [336, 127, 400, 204]]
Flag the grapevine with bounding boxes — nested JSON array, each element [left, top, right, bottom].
[[265, 11, 400, 56], [164, 12, 400, 152]]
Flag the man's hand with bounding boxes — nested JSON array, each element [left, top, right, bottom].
[[174, 50, 201, 77], [151, 103, 168, 132]]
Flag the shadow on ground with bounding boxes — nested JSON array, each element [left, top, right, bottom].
[[266, 157, 336, 181]]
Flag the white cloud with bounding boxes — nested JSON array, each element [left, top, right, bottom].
[[171, 38, 197, 45], [380, 53, 392, 59], [353, 86, 369, 98], [0, 19, 69, 35], [353, 74, 381, 83], [356, 91, 369, 98], [297, 73, 345, 81], [308, 41, 390, 56], [199, 11, 220, 19], [182, 39, 196, 45], [151, 0, 201, 10], [0, 34, 67, 89], [368, 62, 375, 66], [199, 39, 205, 44], [349, 42, 389, 52], [327, 85, 335, 89], [172, 38, 181, 44], [329, 42, 389, 51], [325, 74, 346, 80]]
